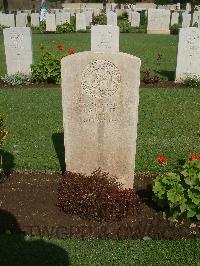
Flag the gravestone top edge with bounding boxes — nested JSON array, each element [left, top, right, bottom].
[[61, 51, 141, 65]]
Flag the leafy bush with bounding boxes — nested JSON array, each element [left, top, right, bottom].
[[1, 73, 33, 85], [40, 20, 46, 33], [153, 158, 200, 221], [118, 18, 131, 33], [31, 52, 61, 84], [183, 75, 200, 87], [0, 114, 7, 175], [57, 21, 75, 34], [92, 13, 106, 25], [58, 169, 141, 221], [170, 23, 180, 35]]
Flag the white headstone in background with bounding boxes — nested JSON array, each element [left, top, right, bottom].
[[192, 11, 200, 26], [91, 25, 119, 52], [94, 8, 101, 16], [107, 11, 117, 26], [1, 14, 15, 27], [84, 10, 92, 26], [76, 13, 86, 31], [31, 13, 40, 27], [61, 51, 141, 188], [46, 14, 56, 31], [16, 14, 27, 27], [131, 11, 140, 27], [186, 3, 191, 11], [171, 12, 179, 25], [176, 27, 200, 82], [56, 12, 70, 26], [176, 3, 180, 10], [147, 9, 170, 34], [182, 12, 191, 27], [3, 27, 33, 75]]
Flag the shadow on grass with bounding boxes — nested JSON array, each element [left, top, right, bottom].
[[157, 70, 175, 81], [52, 133, 66, 174], [0, 209, 69, 266], [0, 150, 15, 182]]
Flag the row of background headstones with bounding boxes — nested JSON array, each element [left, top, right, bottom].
[[0, 9, 199, 31], [3, 23, 199, 84]]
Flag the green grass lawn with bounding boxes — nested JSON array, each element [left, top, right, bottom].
[[0, 235, 199, 266], [0, 33, 178, 80], [0, 87, 199, 173]]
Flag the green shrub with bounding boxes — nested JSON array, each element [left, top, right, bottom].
[[153, 158, 200, 221], [31, 52, 61, 84], [57, 21, 75, 33], [92, 13, 106, 25], [39, 20, 46, 33], [183, 75, 200, 87], [170, 23, 180, 35], [1, 73, 33, 85], [118, 18, 131, 33]]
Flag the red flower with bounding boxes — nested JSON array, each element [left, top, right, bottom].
[[189, 154, 200, 161], [67, 49, 76, 55], [156, 155, 167, 165], [57, 44, 64, 51]]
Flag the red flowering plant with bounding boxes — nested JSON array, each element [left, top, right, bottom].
[[67, 49, 76, 55], [153, 152, 200, 221], [57, 44, 64, 51], [57, 169, 141, 221]]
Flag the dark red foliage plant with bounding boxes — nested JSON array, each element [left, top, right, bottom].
[[57, 169, 141, 221]]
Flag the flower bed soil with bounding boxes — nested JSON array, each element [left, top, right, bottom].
[[0, 81, 196, 89], [0, 172, 199, 240]]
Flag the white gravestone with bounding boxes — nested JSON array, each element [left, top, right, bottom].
[[56, 12, 70, 26], [186, 3, 191, 11], [76, 13, 86, 31], [131, 12, 140, 27], [16, 14, 27, 27], [182, 12, 191, 27], [192, 11, 200, 26], [91, 25, 119, 52], [107, 12, 117, 26], [31, 13, 40, 27], [1, 14, 15, 27], [176, 3, 181, 10], [3, 27, 33, 75], [147, 9, 170, 34], [175, 28, 200, 82], [61, 51, 141, 188], [171, 12, 179, 25], [84, 10, 92, 26], [46, 14, 56, 31]]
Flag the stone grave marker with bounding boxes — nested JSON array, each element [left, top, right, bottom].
[[31, 13, 40, 27], [84, 10, 92, 27], [176, 27, 200, 82], [107, 11, 117, 26], [61, 51, 141, 188], [56, 12, 70, 26], [76, 13, 86, 31], [3, 27, 33, 75], [1, 14, 15, 27], [46, 14, 56, 31], [91, 25, 119, 52], [131, 11, 140, 27], [182, 12, 191, 27], [171, 12, 179, 25], [147, 9, 170, 34], [16, 13, 27, 27]]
